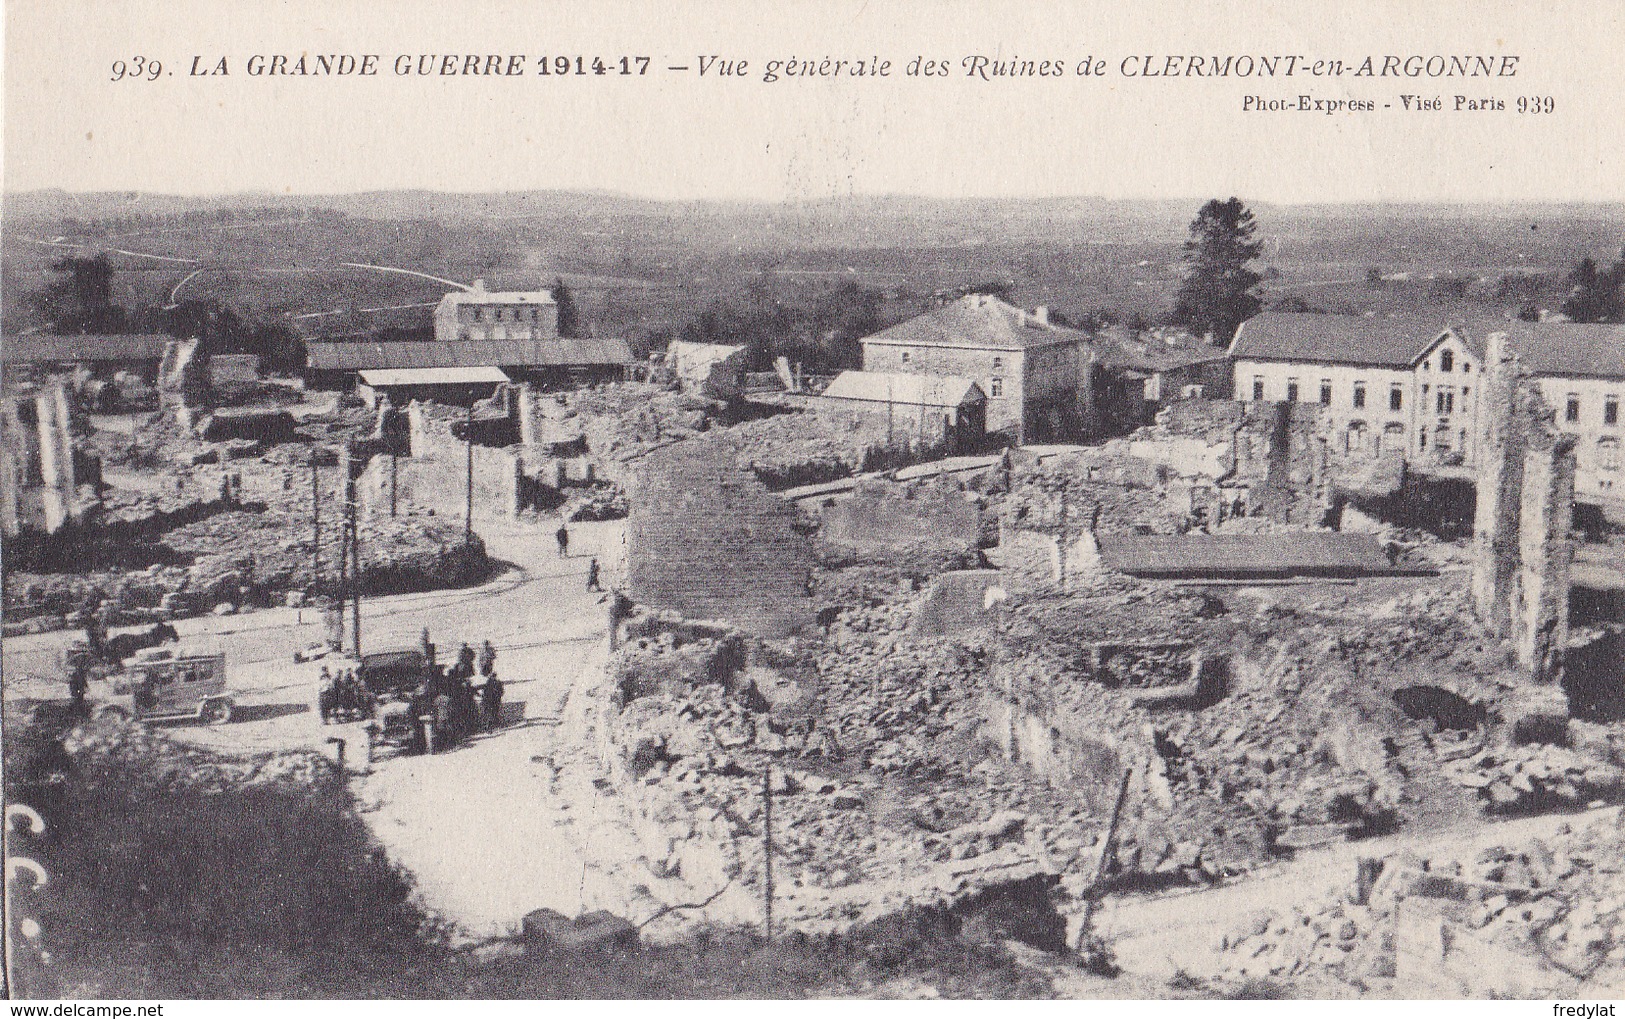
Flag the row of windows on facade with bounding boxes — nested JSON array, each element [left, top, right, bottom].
[[466, 307, 546, 322], [1252, 376, 1622, 427], [1253, 377, 1416, 411]]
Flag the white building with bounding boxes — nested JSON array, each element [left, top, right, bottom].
[[1504, 322, 1625, 500], [1229, 313, 1624, 500], [433, 279, 559, 343], [1229, 312, 1484, 465]]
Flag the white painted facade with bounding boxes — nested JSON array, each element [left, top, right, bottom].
[[1232, 329, 1483, 465], [1530, 375, 1624, 499]]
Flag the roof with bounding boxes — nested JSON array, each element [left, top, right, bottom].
[[1093, 326, 1230, 373], [1230, 313, 1479, 369], [862, 295, 1091, 352], [1096, 532, 1394, 578], [358, 366, 510, 387], [819, 371, 985, 406], [1488, 322, 1625, 380], [5, 334, 172, 363], [436, 286, 556, 310], [668, 340, 746, 374], [307, 338, 633, 371]]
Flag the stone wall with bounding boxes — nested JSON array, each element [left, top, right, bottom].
[[356, 446, 523, 521], [1470, 332, 1578, 685], [627, 437, 815, 638], [818, 478, 984, 550], [1, 379, 79, 537]]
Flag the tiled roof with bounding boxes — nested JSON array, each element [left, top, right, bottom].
[[357, 366, 510, 386], [1483, 322, 1625, 379], [1230, 313, 1482, 368], [5, 334, 173, 363], [819, 371, 984, 406], [1096, 532, 1393, 578], [306, 338, 631, 371], [862, 295, 1091, 351], [436, 288, 556, 308], [1093, 326, 1230, 372]]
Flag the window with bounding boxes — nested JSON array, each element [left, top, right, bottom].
[[1353, 382, 1366, 408], [1319, 380, 1332, 405], [1434, 425, 1452, 451], [1390, 386, 1403, 411], [990, 377, 1004, 397], [473, 308, 484, 322], [1606, 395, 1619, 426], [1437, 388, 1454, 415], [1566, 395, 1581, 423], [1252, 376, 1264, 401], [992, 356, 1003, 369], [459, 330, 470, 342], [1347, 423, 1366, 451], [1419, 429, 1427, 450], [1422, 360, 1430, 371], [900, 351, 910, 364], [1601, 437, 1621, 471], [1463, 362, 1472, 373], [532, 309, 540, 321], [1440, 349, 1454, 372], [1286, 379, 1300, 402]]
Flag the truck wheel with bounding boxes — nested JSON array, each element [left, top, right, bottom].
[[94, 704, 130, 722], [202, 699, 234, 726]]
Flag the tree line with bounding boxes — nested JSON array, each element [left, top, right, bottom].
[[27, 254, 306, 372]]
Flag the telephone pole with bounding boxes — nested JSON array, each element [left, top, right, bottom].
[[347, 478, 361, 659], [762, 766, 774, 940], [464, 402, 474, 542], [310, 454, 321, 585]]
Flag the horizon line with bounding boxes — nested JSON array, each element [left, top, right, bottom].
[[5, 187, 1625, 210]]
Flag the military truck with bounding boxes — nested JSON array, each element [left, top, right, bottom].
[[88, 648, 234, 725]]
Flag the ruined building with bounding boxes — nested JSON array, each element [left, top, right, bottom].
[[1470, 332, 1577, 685], [1, 378, 80, 536]]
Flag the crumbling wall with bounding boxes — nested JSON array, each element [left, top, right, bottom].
[[2, 379, 79, 536], [355, 446, 523, 520], [627, 437, 815, 638], [1470, 332, 1578, 686]]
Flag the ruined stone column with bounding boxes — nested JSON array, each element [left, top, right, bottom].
[[1512, 424, 1577, 682], [1470, 333, 1524, 633], [517, 383, 538, 446]]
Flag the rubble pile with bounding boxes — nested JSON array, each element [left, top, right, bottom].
[[1451, 743, 1625, 814], [1216, 815, 1625, 996], [5, 509, 487, 632]]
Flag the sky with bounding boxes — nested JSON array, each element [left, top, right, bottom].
[[4, 0, 1623, 204]]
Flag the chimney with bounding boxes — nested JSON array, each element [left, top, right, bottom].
[[1034, 305, 1050, 326]]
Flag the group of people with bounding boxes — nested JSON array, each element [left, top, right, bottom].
[[555, 523, 605, 592], [317, 667, 374, 724], [403, 634, 504, 754]]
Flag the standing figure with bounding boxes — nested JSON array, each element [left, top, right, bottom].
[[478, 639, 497, 678], [555, 523, 570, 558], [317, 666, 335, 724], [481, 673, 505, 731], [585, 558, 602, 592], [455, 642, 476, 680], [420, 626, 437, 667]]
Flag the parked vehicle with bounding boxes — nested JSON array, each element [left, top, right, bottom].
[[88, 649, 234, 725]]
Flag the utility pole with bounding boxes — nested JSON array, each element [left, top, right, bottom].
[[310, 454, 321, 585], [464, 402, 474, 542], [334, 475, 349, 651], [389, 453, 398, 518], [347, 478, 361, 659], [762, 766, 774, 941]]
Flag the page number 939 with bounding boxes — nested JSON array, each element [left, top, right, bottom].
[[111, 57, 164, 81], [1516, 96, 1555, 114]]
